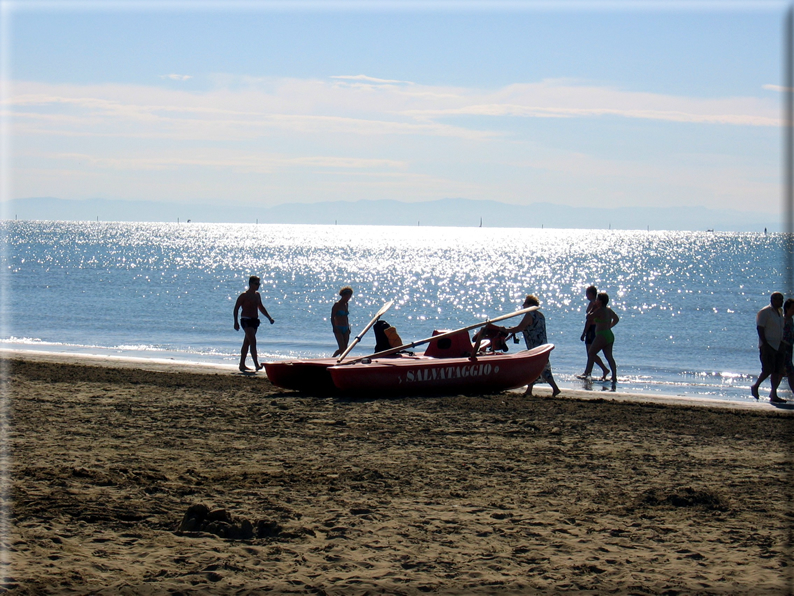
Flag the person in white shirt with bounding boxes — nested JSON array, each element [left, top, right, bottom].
[[750, 292, 786, 403]]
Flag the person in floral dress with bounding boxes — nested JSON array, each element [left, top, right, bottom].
[[497, 294, 561, 397]]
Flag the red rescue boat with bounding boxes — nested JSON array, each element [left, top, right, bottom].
[[264, 326, 553, 396], [328, 331, 553, 395]]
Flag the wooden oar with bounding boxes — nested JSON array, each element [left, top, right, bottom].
[[336, 300, 394, 362], [341, 305, 538, 364]]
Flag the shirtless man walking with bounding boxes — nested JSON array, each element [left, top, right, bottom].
[[233, 276, 275, 372]]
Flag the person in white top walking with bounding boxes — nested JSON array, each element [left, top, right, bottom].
[[750, 292, 786, 403]]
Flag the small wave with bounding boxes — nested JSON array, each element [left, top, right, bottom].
[[680, 370, 751, 381], [2, 337, 104, 349], [115, 344, 166, 352], [561, 372, 757, 402]]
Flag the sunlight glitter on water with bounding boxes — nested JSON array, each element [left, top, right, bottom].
[[2, 221, 785, 401]]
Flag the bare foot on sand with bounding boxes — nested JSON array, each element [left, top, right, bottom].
[[750, 385, 759, 399], [770, 395, 787, 404], [239, 365, 252, 372]]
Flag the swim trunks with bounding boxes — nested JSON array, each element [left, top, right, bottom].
[[584, 324, 596, 345], [240, 317, 260, 330], [760, 343, 785, 376]]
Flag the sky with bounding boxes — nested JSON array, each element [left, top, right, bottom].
[[0, 0, 789, 219]]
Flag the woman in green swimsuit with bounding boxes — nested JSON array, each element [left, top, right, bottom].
[[580, 292, 619, 383]]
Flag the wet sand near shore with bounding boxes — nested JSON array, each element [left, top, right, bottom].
[[3, 353, 793, 594]]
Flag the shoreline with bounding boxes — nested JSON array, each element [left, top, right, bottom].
[[3, 348, 790, 413]]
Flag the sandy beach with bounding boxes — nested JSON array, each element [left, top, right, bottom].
[[3, 351, 793, 594]]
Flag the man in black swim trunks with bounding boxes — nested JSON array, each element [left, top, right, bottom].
[[233, 276, 275, 372]]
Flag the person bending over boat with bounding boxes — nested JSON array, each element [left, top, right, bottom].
[[331, 286, 354, 358], [496, 294, 561, 397], [579, 292, 619, 383], [233, 275, 275, 372]]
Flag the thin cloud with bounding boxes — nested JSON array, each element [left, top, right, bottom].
[[331, 74, 414, 85], [7, 110, 498, 142], [4, 80, 498, 141], [4, 76, 781, 151], [46, 151, 407, 173], [160, 74, 192, 81], [7, 74, 778, 212], [405, 103, 779, 126], [401, 80, 780, 127], [763, 84, 793, 92]]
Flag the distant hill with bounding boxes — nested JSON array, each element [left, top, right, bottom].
[[2, 196, 781, 232]]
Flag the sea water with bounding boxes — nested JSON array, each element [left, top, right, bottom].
[[1, 221, 787, 403]]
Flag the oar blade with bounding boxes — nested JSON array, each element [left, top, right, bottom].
[[373, 300, 394, 319], [336, 300, 394, 362]]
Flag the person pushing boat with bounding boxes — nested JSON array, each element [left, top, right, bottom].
[[495, 294, 561, 397]]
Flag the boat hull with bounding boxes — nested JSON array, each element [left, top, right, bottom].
[[328, 344, 553, 395], [263, 358, 338, 392]]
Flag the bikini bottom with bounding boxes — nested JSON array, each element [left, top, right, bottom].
[[595, 328, 614, 344]]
